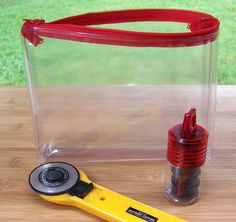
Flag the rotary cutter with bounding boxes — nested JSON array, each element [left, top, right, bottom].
[[29, 162, 187, 222]]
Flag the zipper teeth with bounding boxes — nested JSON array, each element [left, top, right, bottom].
[[21, 9, 219, 47]]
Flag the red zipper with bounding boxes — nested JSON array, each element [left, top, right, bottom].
[[21, 9, 220, 47]]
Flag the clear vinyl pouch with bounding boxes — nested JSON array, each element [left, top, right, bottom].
[[21, 9, 219, 163]]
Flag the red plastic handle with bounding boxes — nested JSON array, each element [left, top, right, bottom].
[[181, 108, 196, 139], [21, 9, 220, 47]]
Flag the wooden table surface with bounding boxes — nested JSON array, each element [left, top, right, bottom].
[[0, 86, 236, 222]]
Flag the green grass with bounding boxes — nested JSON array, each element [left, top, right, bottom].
[[0, 0, 235, 85], [28, 38, 206, 85]]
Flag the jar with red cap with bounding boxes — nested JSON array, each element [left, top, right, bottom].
[[165, 108, 208, 205]]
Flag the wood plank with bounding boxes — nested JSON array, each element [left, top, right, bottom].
[[0, 86, 235, 222]]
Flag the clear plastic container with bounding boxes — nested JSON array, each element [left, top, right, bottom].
[[165, 164, 204, 205], [21, 9, 220, 163]]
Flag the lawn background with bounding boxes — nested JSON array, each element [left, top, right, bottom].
[[0, 0, 235, 85]]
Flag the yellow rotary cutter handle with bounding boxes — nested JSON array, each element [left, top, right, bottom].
[[29, 162, 187, 222]]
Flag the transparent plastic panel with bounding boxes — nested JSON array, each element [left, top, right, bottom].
[[23, 37, 217, 163]]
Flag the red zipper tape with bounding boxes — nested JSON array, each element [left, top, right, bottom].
[[21, 9, 220, 47]]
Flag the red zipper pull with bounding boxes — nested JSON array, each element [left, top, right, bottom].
[[188, 17, 219, 32], [21, 19, 45, 46]]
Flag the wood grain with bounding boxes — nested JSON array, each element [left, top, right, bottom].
[[0, 86, 236, 222]]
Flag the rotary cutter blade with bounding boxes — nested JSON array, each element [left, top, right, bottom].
[[29, 162, 93, 198], [29, 162, 187, 222], [29, 162, 78, 195]]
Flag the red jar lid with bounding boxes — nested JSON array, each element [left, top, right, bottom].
[[167, 108, 208, 168]]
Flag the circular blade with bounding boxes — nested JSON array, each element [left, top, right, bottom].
[[29, 162, 79, 195]]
